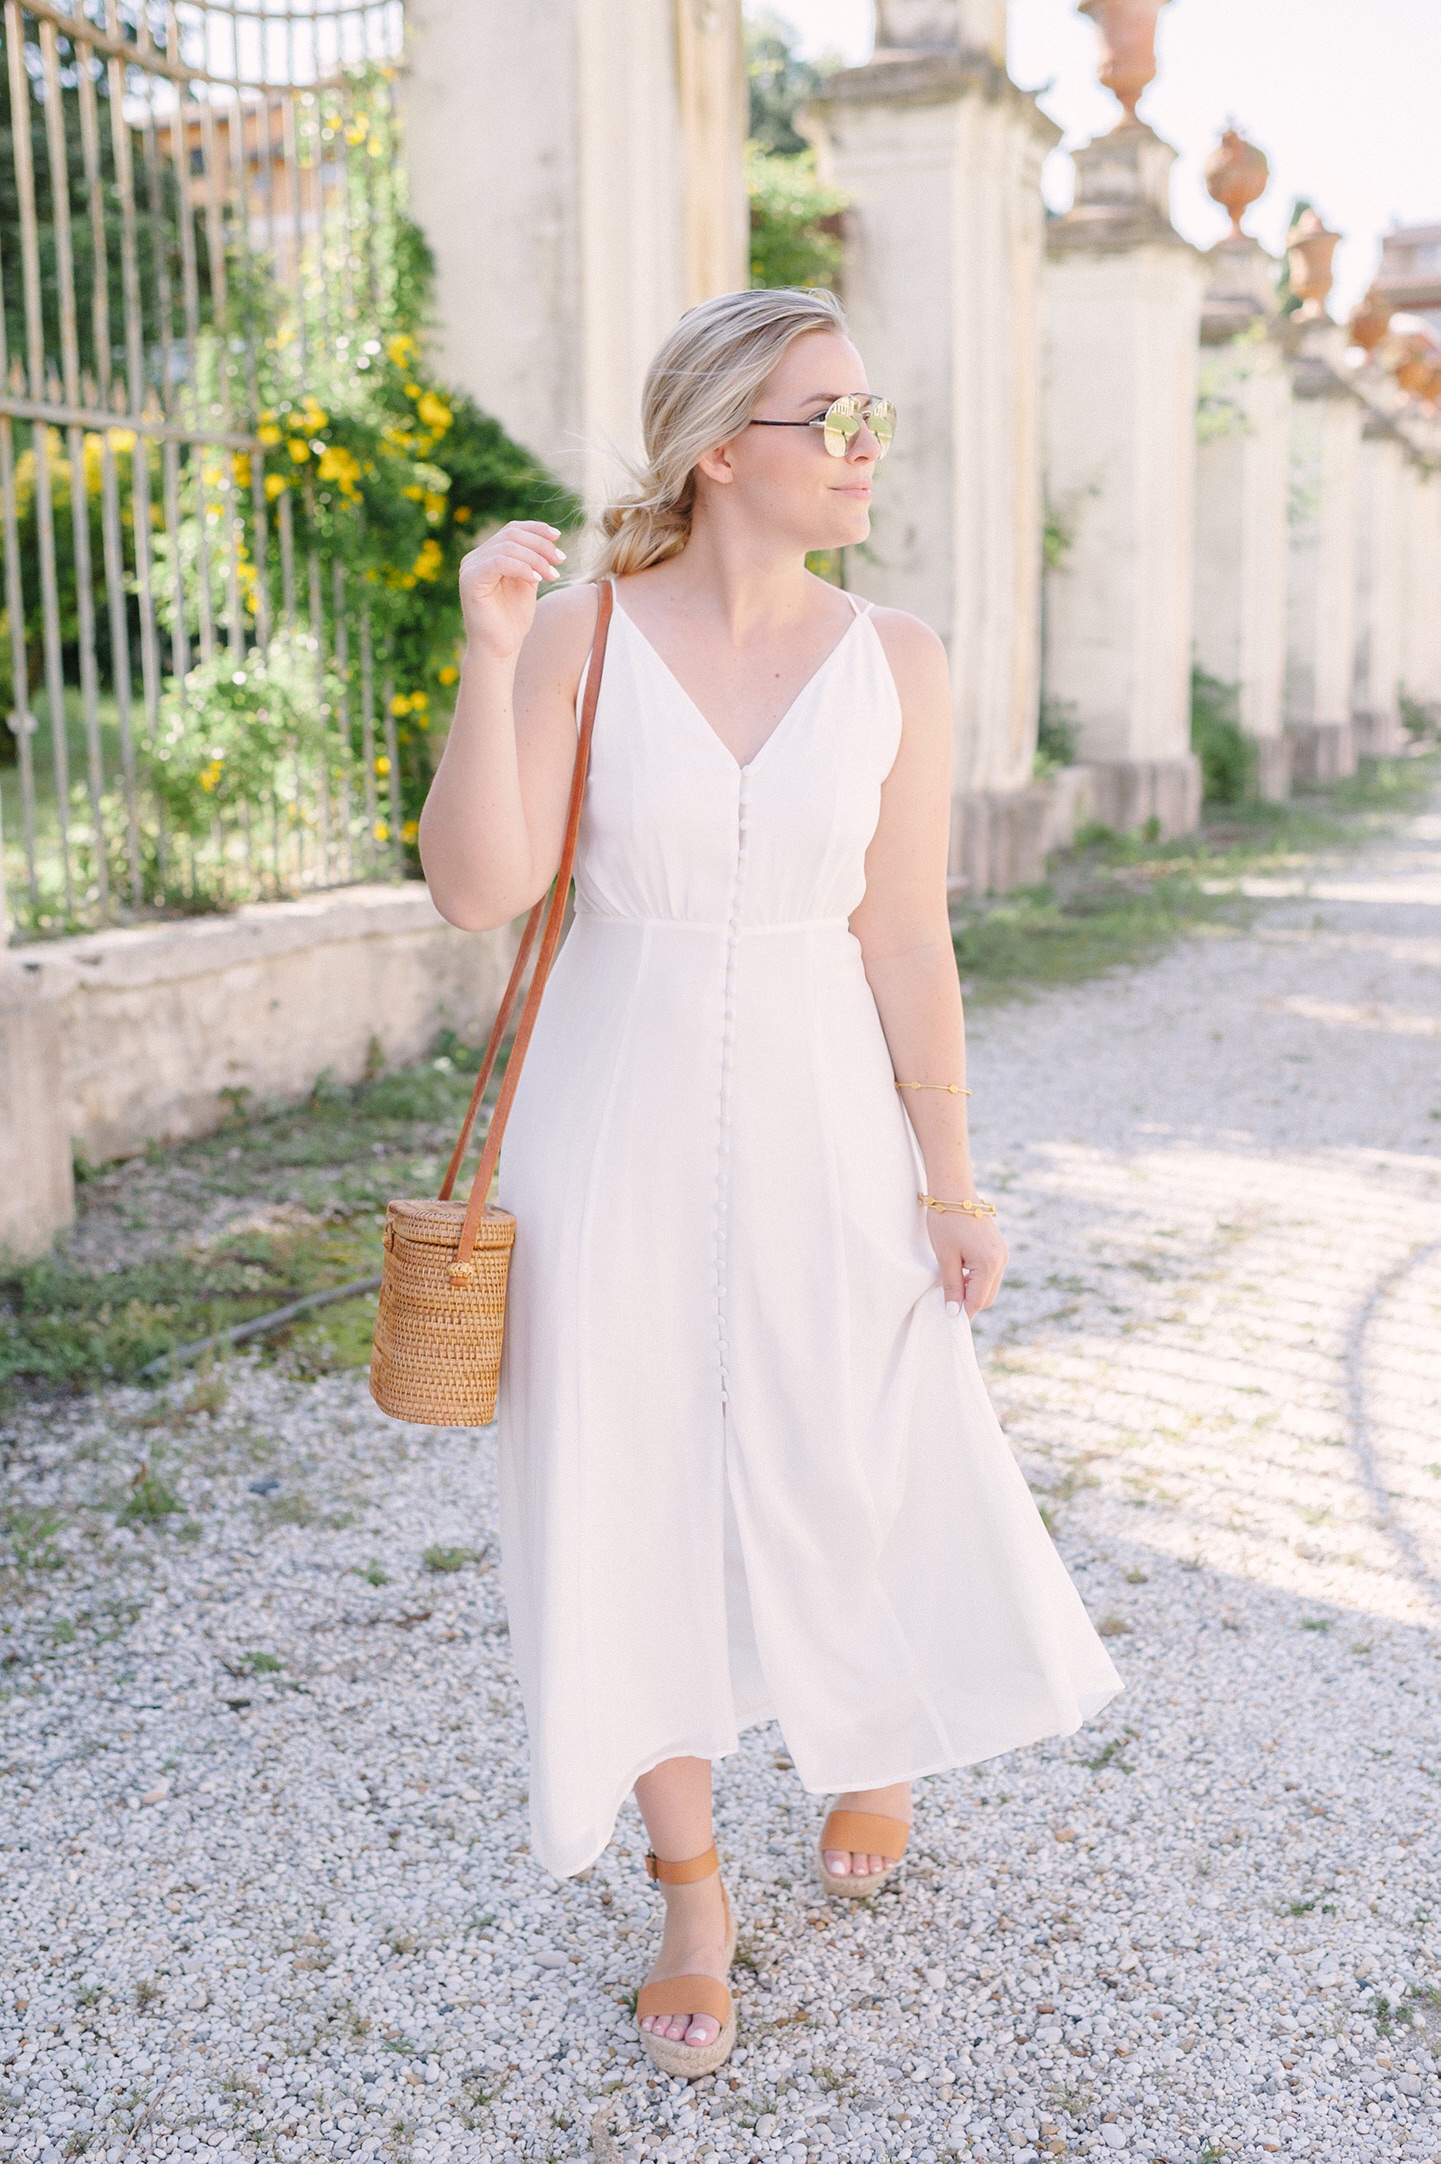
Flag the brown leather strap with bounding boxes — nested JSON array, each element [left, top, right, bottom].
[[635, 1974, 733, 2025], [820, 1810, 910, 1861], [645, 1843, 719, 1886], [447, 579, 615, 1279]]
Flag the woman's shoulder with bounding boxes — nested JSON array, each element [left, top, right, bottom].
[[863, 605, 949, 705]]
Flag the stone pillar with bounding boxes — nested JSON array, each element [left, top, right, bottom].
[[0, 961, 74, 1259], [804, 1, 1060, 894], [1351, 422, 1409, 755], [401, 0, 747, 503], [1282, 213, 1363, 783], [1042, 114, 1206, 835], [1190, 131, 1292, 800], [1398, 449, 1441, 725]]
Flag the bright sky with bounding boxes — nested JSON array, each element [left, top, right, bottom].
[[765, 0, 1441, 319]]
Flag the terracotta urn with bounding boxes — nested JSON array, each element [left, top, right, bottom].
[[1348, 288, 1393, 355], [1203, 128, 1269, 238], [1395, 349, 1441, 404], [1286, 208, 1342, 321], [1377, 314, 1440, 395], [1078, 0, 1170, 125]]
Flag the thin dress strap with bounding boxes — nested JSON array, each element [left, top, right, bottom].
[[844, 588, 872, 617]]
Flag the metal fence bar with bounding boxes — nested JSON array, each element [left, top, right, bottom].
[[7, 1, 72, 911], [77, 19, 141, 904], [2, 0, 406, 939], [0, 206, 38, 910], [40, 17, 109, 910]]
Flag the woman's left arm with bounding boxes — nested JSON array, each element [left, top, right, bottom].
[[849, 609, 1008, 1320]]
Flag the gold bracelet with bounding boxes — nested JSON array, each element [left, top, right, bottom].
[[895, 1081, 971, 1095], [919, 1191, 997, 1218]]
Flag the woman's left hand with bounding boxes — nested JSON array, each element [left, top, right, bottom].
[[926, 1210, 1008, 1319]]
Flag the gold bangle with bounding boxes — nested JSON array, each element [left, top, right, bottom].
[[919, 1191, 997, 1218], [895, 1082, 971, 1095]]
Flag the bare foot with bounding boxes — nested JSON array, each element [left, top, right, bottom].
[[638, 1871, 731, 2049], [822, 1781, 912, 1881]]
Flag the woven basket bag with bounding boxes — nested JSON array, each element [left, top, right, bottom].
[[369, 580, 615, 1427]]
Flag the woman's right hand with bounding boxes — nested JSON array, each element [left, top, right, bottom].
[[458, 520, 567, 662]]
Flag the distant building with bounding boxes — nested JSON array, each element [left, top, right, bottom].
[[1374, 223, 1441, 338]]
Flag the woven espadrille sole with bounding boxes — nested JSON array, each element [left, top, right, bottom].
[[636, 1904, 739, 2080]]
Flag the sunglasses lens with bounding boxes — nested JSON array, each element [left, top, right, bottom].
[[822, 398, 895, 457], [822, 404, 859, 458]]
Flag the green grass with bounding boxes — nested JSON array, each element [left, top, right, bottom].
[[0, 1030, 501, 1415], [953, 753, 1439, 999]]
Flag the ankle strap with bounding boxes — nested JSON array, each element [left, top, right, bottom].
[[644, 1843, 719, 1886]]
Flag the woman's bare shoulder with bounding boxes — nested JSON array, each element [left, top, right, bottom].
[[865, 605, 950, 711]]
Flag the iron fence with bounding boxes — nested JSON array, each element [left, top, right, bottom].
[[0, 0, 408, 941]]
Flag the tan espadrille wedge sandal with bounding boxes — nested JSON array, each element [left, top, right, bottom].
[[635, 1844, 739, 2080], [815, 1806, 910, 1898]]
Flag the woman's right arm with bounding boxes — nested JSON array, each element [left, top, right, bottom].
[[418, 519, 599, 931]]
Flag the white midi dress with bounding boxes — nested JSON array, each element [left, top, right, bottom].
[[497, 590, 1122, 1878]]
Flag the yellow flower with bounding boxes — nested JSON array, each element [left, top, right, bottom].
[[390, 693, 410, 716], [106, 427, 136, 454], [438, 664, 459, 685], [258, 423, 282, 447], [287, 438, 311, 463], [199, 758, 224, 793], [453, 505, 471, 522], [412, 538, 443, 582], [401, 483, 424, 501], [375, 755, 391, 776], [403, 382, 422, 402], [346, 114, 369, 145], [401, 819, 419, 844], [373, 819, 389, 841], [423, 491, 447, 523], [416, 392, 452, 436], [318, 443, 363, 496], [264, 473, 289, 500], [410, 691, 429, 710], [301, 404, 328, 432], [386, 332, 417, 369], [233, 454, 252, 489]]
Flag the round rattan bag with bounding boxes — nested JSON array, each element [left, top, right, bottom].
[[368, 581, 614, 1429], [369, 1199, 516, 1426]]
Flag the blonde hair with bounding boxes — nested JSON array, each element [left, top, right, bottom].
[[594, 287, 849, 578]]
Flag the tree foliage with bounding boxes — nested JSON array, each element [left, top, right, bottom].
[[744, 13, 847, 291]]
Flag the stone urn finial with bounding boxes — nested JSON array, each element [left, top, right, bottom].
[[1386, 316, 1441, 407], [1203, 127, 1268, 238], [1348, 287, 1393, 356], [1286, 208, 1342, 321], [1078, 0, 1170, 127]]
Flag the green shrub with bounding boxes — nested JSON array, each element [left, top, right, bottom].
[[1191, 666, 1255, 804], [1034, 695, 1080, 777], [747, 145, 846, 291]]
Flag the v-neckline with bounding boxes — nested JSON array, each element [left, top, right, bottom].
[[612, 593, 865, 776]]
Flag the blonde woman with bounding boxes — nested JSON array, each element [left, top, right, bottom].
[[420, 287, 1121, 2078]]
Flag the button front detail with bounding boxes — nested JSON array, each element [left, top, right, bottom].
[[715, 775, 751, 1405]]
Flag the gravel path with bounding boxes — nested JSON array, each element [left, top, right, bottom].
[[3, 785, 1440, 2164]]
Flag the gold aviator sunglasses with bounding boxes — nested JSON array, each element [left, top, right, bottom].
[[749, 393, 896, 459]]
